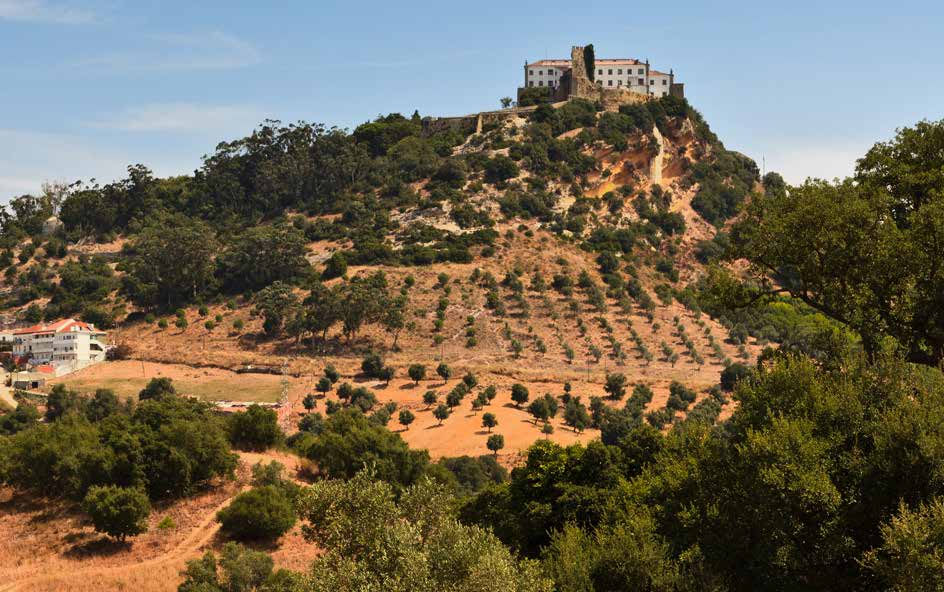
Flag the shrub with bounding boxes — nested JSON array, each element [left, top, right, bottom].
[[138, 377, 176, 401], [486, 434, 505, 456], [721, 362, 751, 391], [511, 383, 530, 408], [83, 485, 151, 542], [228, 405, 282, 451], [408, 363, 426, 384], [216, 485, 296, 541]]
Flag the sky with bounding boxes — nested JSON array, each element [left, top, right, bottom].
[[1, 0, 942, 200]]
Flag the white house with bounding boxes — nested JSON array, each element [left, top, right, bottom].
[[13, 319, 107, 366], [524, 57, 678, 98]]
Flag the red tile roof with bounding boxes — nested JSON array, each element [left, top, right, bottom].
[[13, 318, 104, 335]]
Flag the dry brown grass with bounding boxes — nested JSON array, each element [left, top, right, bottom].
[[0, 452, 315, 592]]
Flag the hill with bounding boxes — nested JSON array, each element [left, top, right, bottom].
[[0, 95, 768, 460]]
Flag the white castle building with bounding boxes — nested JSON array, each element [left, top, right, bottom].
[[13, 318, 107, 366], [524, 57, 678, 98]]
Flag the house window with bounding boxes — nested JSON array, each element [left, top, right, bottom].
[[650, 79, 655, 85], [598, 69, 603, 75], [608, 69, 612, 75], [538, 70, 543, 75], [639, 68, 644, 75], [663, 79, 667, 85], [607, 80, 613, 86], [638, 78, 644, 85], [529, 70, 533, 76], [538, 81, 543, 86], [529, 81, 534, 87], [618, 69, 623, 75], [617, 80, 622, 86]]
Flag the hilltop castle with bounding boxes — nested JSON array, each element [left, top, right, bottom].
[[519, 45, 684, 106]]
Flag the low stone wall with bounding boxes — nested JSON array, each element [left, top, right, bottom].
[[421, 105, 543, 137]]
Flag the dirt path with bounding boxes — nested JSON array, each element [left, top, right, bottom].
[[0, 487, 244, 592], [0, 452, 299, 592]]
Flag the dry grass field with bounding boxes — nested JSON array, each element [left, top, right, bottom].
[[0, 452, 314, 592], [45, 360, 310, 404]]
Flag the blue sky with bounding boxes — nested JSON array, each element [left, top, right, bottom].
[[2, 0, 942, 199]]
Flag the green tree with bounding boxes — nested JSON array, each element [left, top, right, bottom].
[[295, 471, 551, 591], [398, 409, 415, 431], [316, 376, 333, 395], [303, 393, 317, 412], [725, 119, 944, 365], [252, 281, 298, 337], [322, 250, 348, 280], [44, 384, 83, 421], [863, 498, 944, 590], [228, 405, 282, 451], [604, 373, 628, 400], [83, 485, 150, 542], [119, 214, 217, 309], [138, 377, 176, 401], [300, 408, 430, 488], [216, 485, 296, 541], [216, 224, 309, 292], [85, 388, 120, 422], [487, 434, 505, 456], [179, 542, 288, 592], [408, 363, 426, 385], [434, 403, 451, 425], [423, 390, 438, 409], [511, 383, 530, 408], [563, 398, 590, 433], [324, 364, 340, 384], [528, 398, 550, 425], [436, 362, 452, 383]]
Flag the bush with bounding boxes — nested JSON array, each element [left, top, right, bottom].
[[228, 405, 282, 451], [299, 408, 431, 489], [721, 362, 751, 391], [216, 485, 296, 541], [83, 485, 151, 542], [138, 377, 176, 401], [408, 363, 426, 384]]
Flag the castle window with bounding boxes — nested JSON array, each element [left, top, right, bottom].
[[650, 79, 655, 85], [638, 78, 644, 85], [617, 80, 622, 86], [608, 69, 612, 75], [538, 70, 543, 75], [607, 80, 613, 86], [538, 81, 543, 86], [529, 81, 534, 87], [529, 70, 533, 76], [618, 69, 622, 75], [663, 79, 667, 85], [638, 68, 644, 75], [598, 69, 603, 75]]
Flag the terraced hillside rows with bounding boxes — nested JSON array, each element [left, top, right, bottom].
[[1, 96, 769, 459]]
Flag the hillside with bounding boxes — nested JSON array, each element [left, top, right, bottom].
[[0, 95, 766, 460]]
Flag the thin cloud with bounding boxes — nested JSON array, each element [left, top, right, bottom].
[[90, 102, 264, 133], [75, 30, 262, 72], [0, 0, 96, 24]]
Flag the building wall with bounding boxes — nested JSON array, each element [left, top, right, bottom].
[[524, 54, 680, 99]]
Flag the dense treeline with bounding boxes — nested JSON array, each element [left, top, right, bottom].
[[0, 381, 237, 501]]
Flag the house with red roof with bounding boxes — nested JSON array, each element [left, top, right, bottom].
[[13, 318, 108, 366]]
